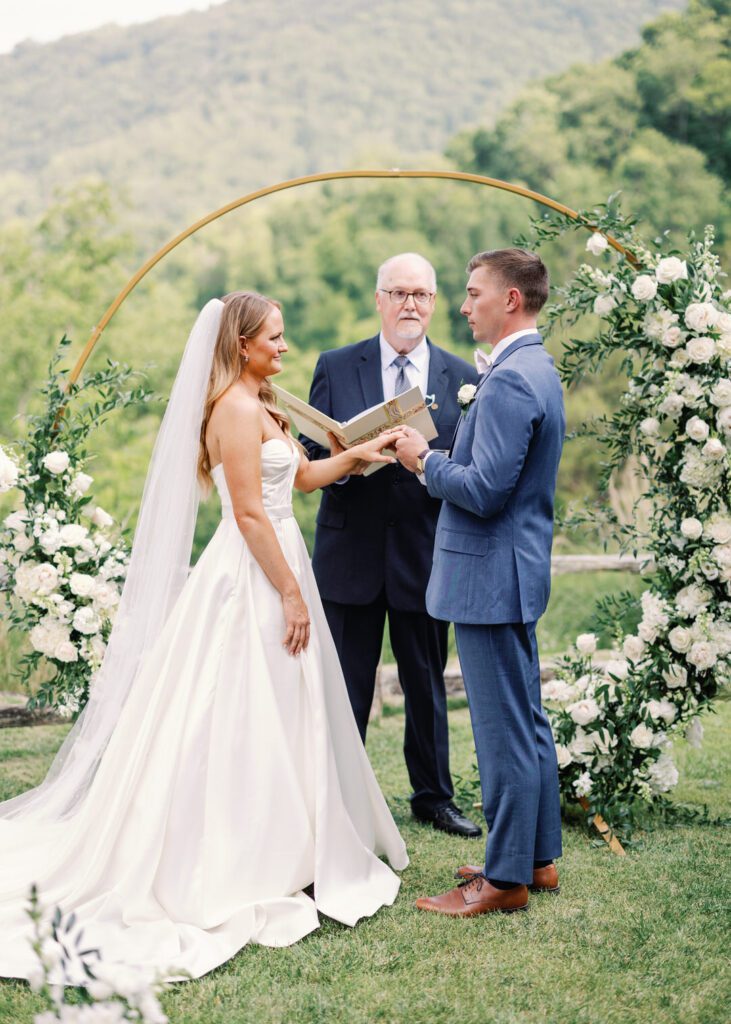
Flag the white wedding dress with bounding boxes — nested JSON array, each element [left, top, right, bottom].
[[0, 438, 408, 982]]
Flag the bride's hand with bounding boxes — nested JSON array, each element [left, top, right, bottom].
[[282, 589, 310, 656], [348, 428, 406, 468]]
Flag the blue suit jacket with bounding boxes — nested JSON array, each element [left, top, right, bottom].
[[424, 333, 565, 625], [300, 335, 479, 611]]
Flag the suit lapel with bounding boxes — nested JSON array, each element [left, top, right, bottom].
[[425, 339, 449, 434], [357, 336, 385, 409]]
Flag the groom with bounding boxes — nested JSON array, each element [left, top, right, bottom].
[[395, 248, 565, 915], [300, 252, 481, 839]]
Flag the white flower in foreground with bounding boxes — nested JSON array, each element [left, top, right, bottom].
[[668, 626, 693, 653], [13, 533, 33, 553], [623, 635, 645, 662], [631, 275, 658, 301], [593, 294, 617, 317], [658, 393, 684, 418], [675, 583, 712, 619], [92, 580, 120, 610], [575, 632, 597, 656], [604, 658, 629, 681], [573, 772, 593, 797], [662, 663, 688, 689], [57, 524, 89, 549], [72, 606, 102, 636], [647, 753, 679, 793], [717, 407, 731, 436], [29, 563, 60, 596], [568, 730, 594, 763], [685, 717, 704, 750], [681, 379, 705, 408], [710, 379, 731, 408], [702, 437, 726, 461], [3, 509, 26, 531], [38, 528, 62, 555], [630, 723, 658, 748], [0, 448, 19, 492], [685, 336, 716, 364], [655, 256, 688, 284], [54, 640, 78, 663], [541, 678, 577, 703], [645, 308, 679, 340], [669, 347, 690, 368], [586, 232, 609, 255], [718, 333, 731, 359], [639, 417, 660, 437], [41, 450, 70, 475], [684, 302, 719, 332], [70, 471, 93, 496], [645, 698, 677, 724], [661, 326, 686, 349], [69, 572, 96, 598], [457, 383, 477, 405], [555, 744, 572, 769], [91, 506, 114, 529], [686, 641, 718, 671], [685, 416, 709, 442], [567, 697, 601, 726], [705, 514, 731, 545], [680, 517, 703, 540]]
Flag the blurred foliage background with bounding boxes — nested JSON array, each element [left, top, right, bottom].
[[1, 0, 728, 678]]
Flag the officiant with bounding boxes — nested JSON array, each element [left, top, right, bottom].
[[300, 252, 481, 838]]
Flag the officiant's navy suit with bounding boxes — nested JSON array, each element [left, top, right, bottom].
[[300, 334, 478, 817], [424, 332, 565, 883]]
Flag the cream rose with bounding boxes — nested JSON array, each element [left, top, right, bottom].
[[685, 416, 709, 442], [662, 326, 685, 349], [72, 606, 102, 636], [686, 641, 718, 671], [717, 407, 731, 436], [586, 233, 609, 256], [630, 723, 656, 748], [684, 302, 719, 332], [59, 524, 89, 548], [680, 517, 703, 540], [70, 472, 93, 496], [593, 294, 617, 317], [575, 633, 597, 656], [623, 635, 645, 662], [639, 417, 660, 437], [705, 515, 731, 545], [645, 698, 677, 724], [658, 393, 684, 418], [13, 533, 33, 553], [457, 383, 477, 405], [668, 626, 693, 653], [42, 451, 70, 475], [709, 379, 731, 408], [702, 437, 726, 460], [69, 572, 95, 598], [685, 336, 716, 364], [567, 697, 601, 726], [0, 450, 19, 492], [662, 663, 687, 689], [631, 275, 657, 301], [54, 640, 79, 664], [555, 744, 572, 769], [655, 257, 688, 284], [91, 506, 114, 529]]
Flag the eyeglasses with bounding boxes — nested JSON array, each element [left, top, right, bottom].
[[378, 288, 435, 306]]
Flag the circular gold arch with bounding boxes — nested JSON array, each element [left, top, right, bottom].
[[69, 168, 634, 385]]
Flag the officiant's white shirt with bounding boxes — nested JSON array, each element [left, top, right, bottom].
[[380, 332, 430, 400]]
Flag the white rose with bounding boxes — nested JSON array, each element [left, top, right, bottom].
[[29, 623, 50, 654], [655, 257, 688, 284], [555, 743, 572, 769], [718, 333, 731, 359], [630, 723, 657, 748], [593, 294, 616, 317], [41, 450, 70, 475], [604, 658, 629, 681], [586, 232, 609, 256], [685, 336, 716, 364], [669, 347, 690, 369], [681, 379, 705, 408], [72, 606, 102, 636], [13, 533, 33, 553], [705, 515, 731, 545], [638, 620, 661, 644], [645, 698, 677, 724], [541, 678, 576, 703], [59, 523, 88, 547], [668, 626, 693, 653], [31, 563, 60, 596], [713, 543, 731, 567], [658, 393, 684, 418], [680, 517, 703, 540], [685, 416, 709, 442], [575, 632, 597, 656], [623, 635, 645, 662], [684, 302, 719, 332], [567, 697, 601, 726], [38, 529, 62, 555], [717, 407, 731, 436], [0, 449, 19, 492], [645, 308, 678, 340], [568, 729, 594, 763], [685, 717, 704, 750], [91, 506, 114, 529], [631, 275, 657, 301], [710, 379, 731, 408], [716, 311, 731, 333], [702, 437, 726, 460], [639, 417, 660, 437], [3, 510, 27, 531], [675, 583, 712, 618], [573, 772, 593, 797], [54, 640, 78, 663], [70, 471, 93, 495], [69, 572, 96, 597], [647, 752, 679, 793], [457, 383, 477, 404], [686, 641, 718, 671], [92, 580, 120, 609], [662, 663, 688, 689], [661, 326, 686, 350]]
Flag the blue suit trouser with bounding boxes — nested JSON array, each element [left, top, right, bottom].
[[455, 620, 562, 885]]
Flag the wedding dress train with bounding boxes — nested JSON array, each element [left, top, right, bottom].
[[0, 439, 407, 982]]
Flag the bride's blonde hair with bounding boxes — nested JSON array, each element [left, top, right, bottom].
[[197, 290, 294, 492]]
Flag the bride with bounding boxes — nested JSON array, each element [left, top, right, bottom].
[[0, 292, 408, 983]]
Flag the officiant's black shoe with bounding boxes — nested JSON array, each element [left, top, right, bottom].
[[413, 802, 482, 838]]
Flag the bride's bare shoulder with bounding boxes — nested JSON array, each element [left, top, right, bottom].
[[211, 383, 259, 422]]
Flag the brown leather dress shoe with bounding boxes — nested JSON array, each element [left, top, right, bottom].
[[454, 863, 560, 894], [415, 874, 528, 916]]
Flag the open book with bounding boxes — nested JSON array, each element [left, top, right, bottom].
[[272, 383, 438, 476]]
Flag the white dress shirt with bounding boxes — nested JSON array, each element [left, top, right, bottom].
[[380, 332, 430, 400]]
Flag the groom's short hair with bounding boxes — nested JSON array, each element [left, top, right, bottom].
[[467, 248, 549, 314]]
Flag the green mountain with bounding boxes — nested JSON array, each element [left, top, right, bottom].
[[0, 0, 685, 235]]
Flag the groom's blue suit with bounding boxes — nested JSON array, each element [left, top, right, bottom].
[[423, 332, 565, 884]]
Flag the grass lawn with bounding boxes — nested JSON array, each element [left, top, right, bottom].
[[0, 700, 729, 1024]]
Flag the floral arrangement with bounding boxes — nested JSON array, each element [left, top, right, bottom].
[[0, 340, 151, 715], [530, 207, 730, 829], [27, 885, 168, 1023]]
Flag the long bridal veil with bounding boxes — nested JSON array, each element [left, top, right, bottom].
[[1, 298, 224, 823]]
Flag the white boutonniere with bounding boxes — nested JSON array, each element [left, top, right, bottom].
[[457, 382, 477, 417]]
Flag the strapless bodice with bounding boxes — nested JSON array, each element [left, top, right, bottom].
[[211, 439, 298, 521]]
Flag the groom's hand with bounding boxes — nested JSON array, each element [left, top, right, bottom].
[[394, 426, 428, 473]]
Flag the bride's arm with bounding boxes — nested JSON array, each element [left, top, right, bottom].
[[294, 429, 405, 492], [217, 394, 309, 655]]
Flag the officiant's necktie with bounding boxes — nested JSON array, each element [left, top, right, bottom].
[[392, 355, 411, 397]]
